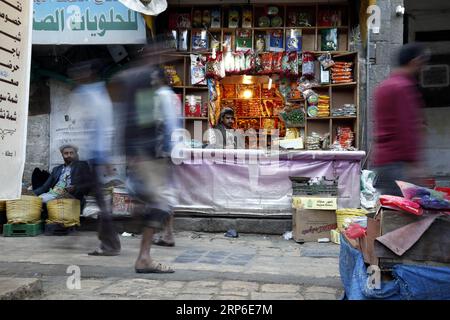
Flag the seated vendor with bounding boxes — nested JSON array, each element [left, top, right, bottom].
[[33, 144, 92, 205], [207, 107, 237, 149]]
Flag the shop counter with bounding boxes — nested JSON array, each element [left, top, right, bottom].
[[172, 148, 366, 216]]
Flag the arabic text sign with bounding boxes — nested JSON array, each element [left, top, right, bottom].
[[0, 0, 33, 200], [32, 0, 147, 44]]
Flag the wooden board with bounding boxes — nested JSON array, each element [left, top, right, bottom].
[[375, 209, 450, 266]]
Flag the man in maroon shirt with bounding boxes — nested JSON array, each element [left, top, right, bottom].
[[372, 43, 429, 196]]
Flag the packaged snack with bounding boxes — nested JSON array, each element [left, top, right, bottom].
[[185, 95, 202, 117], [244, 51, 255, 73], [242, 7, 253, 28], [269, 30, 284, 52], [236, 30, 252, 52], [178, 29, 188, 51], [318, 53, 335, 69], [286, 29, 302, 52], [288, 52, 299, 77], [202, 9, 211, 27], [224, 51, 235, 74], [298, 12, 312, 27], [267, 6, 279, 16], [228, 8, 240, 28], [379, 195, 423, 216], [321, 28, 338, 51], [287, 11, 297, 27], [255, 34, 266, 53], [258, 16, 270, 27], [261, 53, 273, 74], [272, 52, 283, 73], [320, 65, 330, 84], [192, 9, 202, 28], [192, 30, 208, 51], [207, 78, 218, 101], [190, 54, 206, 85], [271, 16, 283, 27], [163, 65, 182, 86], [278, 78, 291, 99], [302, 52, 315, 79], [254, 53, 263, 74], [211, 9, 221, 28]]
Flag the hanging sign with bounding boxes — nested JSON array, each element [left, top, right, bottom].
[[32, 0, 147, 44], [0, 0, 33, 199]]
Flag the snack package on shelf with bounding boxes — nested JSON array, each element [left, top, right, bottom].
[[185, 95, 202, 117], [202, 9, 211, 27], [286, 29, 302, 52], [279, 103, 305, 128], [321, 28, 338, 51], [190, 54, 207, 85], [192, 30, 209, 51], [272, 52, 283, 73], [331, 104, 356, 117], [317, 95, 330, 117], [228, 8, 240, 28], [192, 9, 202, 28], [242, 7, 253, 28], [331, 126, 355, 151], [236, 30, 252, 52], [164, 65, 182, 86], [331, 61, 354, 84], [260, 52, 273, 75], [268, 30, 284, 52], [178, 29, 189, 51], [211, 9, 221, 28], [302, 52, 315, 79]]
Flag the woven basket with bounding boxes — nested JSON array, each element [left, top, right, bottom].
[[6, 195, 43, 224], [46, 198, 80, 227], [0, 201, 6, 212], [336, 208, 367, 232]]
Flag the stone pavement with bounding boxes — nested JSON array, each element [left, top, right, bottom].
[[0, 231, 343, 300]]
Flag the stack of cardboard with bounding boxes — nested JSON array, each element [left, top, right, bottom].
[[347, 206, 450, 269], [291, 177, 338, 242]]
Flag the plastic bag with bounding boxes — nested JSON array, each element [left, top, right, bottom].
[[344, 223, 366, 239], [318, 52, 335, 69], [396, 181, 446, 200], [379, 195, 423, 216], [302, 52, 315, 79], [360, 170, 379, 209]]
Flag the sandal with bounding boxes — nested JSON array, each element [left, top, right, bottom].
[[88, 248, 120, 256], [152, 238, 175, 247], [135, 262, 175, 274]]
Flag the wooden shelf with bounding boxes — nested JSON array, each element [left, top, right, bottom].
[[313, 82, 357, 88], [307, 116, 357, 120], [222, 98, 282, 100]]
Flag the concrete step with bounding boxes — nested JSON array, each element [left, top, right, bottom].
[[0, 277, 42, 300]]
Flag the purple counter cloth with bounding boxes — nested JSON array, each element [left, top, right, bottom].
[[171, 149, 365, 215]]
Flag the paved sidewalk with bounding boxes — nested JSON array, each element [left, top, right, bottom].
[[0, 231, 343, 300]]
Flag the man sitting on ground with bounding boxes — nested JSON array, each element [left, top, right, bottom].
[[33, 145, 91, 207]]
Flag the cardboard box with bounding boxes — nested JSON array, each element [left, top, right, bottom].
[[292, 208, 337, 242], [292, 196, 337, 210]]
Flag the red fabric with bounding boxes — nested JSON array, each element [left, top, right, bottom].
[[379, 195, 423, 216], [372, 71, 424, 166]]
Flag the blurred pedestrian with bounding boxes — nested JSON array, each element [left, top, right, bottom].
[[122, 62, 180, 273], [68, 59, 121, 256], [372, 43, 429, 196]]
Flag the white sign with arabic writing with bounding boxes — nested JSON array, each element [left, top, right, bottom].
[[0, 0, 33, 200], [32, 0, 147, 45]]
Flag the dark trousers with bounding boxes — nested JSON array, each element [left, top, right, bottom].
[[92, 165, 121, 252]]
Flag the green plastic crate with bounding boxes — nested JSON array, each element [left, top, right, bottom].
[[3, 221, 44, 237]]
